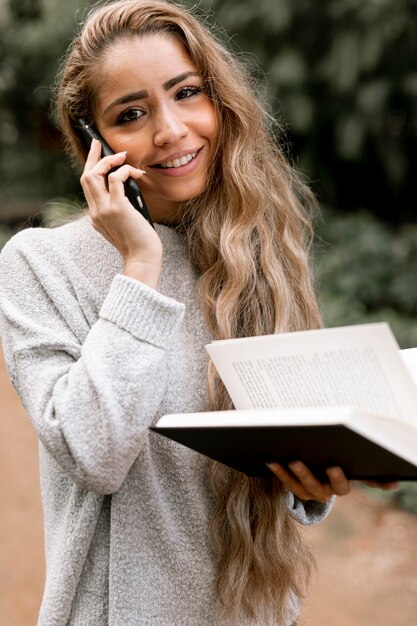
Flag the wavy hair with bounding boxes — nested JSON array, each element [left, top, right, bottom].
[[55, 1, 322, 624]]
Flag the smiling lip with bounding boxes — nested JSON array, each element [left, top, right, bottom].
[[149, 147, 204, 177], [150, 147, 203, 167]]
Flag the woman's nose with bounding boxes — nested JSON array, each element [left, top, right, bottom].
[[153, 107, 188, 146]]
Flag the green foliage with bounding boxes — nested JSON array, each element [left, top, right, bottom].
[[315, 209, 417, 348], [0, 0, 89, 204], [395, 482, 417, 514], [0, 224, 13, 250], [314, 210, 417, 512], [360, 481, 417, 515], [40, 197, 84, 227], [1, 0, 416, 221], [185, 0, 417, 222]]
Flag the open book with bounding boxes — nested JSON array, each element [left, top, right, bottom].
[[151, 323, 417, 480]]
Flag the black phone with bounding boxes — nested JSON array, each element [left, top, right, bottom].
[[76, 118, 154, 228]]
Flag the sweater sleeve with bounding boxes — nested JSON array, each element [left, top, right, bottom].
[[285, 490, 335, 525], [0, 233, 185, 494]]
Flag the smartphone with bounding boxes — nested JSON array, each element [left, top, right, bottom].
[[76, 118, 154, 228]]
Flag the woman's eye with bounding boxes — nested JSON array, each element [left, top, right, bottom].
[[117, 107, 144, 125], [176, 86, 203, 100]]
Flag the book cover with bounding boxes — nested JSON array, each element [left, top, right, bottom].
[[152, 323, 417, 478]]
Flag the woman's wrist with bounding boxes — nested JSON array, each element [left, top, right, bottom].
[[123, 258, 162, 289]]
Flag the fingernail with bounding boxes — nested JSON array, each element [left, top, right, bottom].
[[327, 466, 343, 478], [289, 461, 303, 472], [266, 462, 279, 473]]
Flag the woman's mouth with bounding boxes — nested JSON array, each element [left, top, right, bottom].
[[149, 147, 204, 177], [155, 151, 199, 169]]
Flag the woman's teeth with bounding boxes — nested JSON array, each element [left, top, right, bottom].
[[160, 152, 197, 168]]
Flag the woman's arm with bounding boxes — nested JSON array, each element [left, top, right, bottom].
[[0, 136, 178, 494], [0, 233, 184, 494]]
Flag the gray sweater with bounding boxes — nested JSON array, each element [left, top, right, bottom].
[[0, 217, 331, 626]]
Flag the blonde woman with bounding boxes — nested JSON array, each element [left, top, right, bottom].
[[0, 1, 396, 625]]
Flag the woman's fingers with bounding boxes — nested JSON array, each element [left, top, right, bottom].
[[325, 466, 352, 495], [267, 460, 399, 503], [266, 462, 314, 501], [267, 461, 335, 502], [83, 137, 103, 169], [266, 461, 351, 502], [363, 480, 399, 491], [108, 165, 146, 204], [81, 150, 127, 193], [80, 145, 126, 214], [83, 138, 127, 176], [288, 462, 333, 499], [80, 139, 145, 217]]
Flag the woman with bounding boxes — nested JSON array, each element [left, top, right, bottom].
[[0, 1, 395, 625]]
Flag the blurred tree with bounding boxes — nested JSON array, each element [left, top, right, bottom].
[[0, 0, 89, 225], [9, 0, 42, 21], [314, 209, 417, 348], [185, 0, 417, 223], [0, 0, 416, 223]]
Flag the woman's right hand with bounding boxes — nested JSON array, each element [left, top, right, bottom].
[[80, 138, 163, 288]]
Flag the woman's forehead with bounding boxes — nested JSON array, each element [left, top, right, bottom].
[[93, 35, 200, 117], [99, 33, 194, 74]]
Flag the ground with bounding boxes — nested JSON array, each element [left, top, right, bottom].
[[1, 347, 416, 626]]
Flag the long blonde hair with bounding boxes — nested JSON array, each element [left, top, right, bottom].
[[55, 1, 322, 623]]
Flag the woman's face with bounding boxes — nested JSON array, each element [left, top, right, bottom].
[[93, 34, 218, 223]]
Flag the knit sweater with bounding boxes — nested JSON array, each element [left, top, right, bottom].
[[0, 216, 332, 626]]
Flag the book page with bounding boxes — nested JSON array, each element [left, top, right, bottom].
[[206, 323, 417, 425], [401, 348, 417, 387]]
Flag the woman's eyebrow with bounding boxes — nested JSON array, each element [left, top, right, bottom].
[[163, 70, 199, 91], [103, 71, 200, 115]]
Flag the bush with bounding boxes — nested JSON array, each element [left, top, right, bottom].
[[187, 0, 417, 222], [315, 209, 417, 512], [315, 209, 417, 348]]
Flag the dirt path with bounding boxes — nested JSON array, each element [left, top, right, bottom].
[[299, 489, 417, 625], [0, 348, 44, 625], [1, 347, 416, 625]]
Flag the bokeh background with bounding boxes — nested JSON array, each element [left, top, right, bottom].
[[1, 0, 417, 624]]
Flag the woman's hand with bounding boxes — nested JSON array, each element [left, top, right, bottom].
[[81, 138, 163, 288], [266, 461, 399, 503], [267, 461, 351, 502]]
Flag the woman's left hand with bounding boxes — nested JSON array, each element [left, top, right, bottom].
[[266, 461, 399, 503]]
